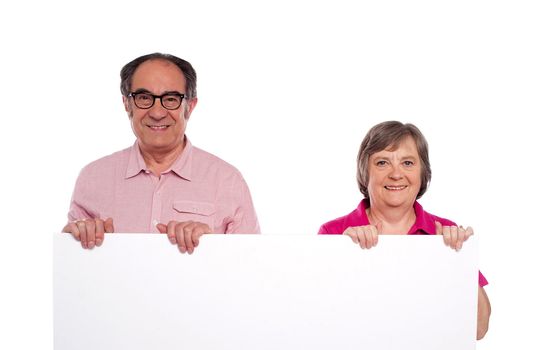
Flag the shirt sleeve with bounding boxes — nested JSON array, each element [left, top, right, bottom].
[[224, 173, 260, 234], [318, 224, 329, 234], [478, 271, 489, 288], [66, 167, 99, 223]]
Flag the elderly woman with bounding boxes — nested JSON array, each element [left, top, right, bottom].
[[318, 121, 491, 340]]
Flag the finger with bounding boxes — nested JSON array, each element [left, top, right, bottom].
[[437, 221, 450, 247], [450, 226, 459, 250], [193, 224, 212, 247], [84, 220, 96, 249], [78, 220, 88, 249], [372, 223, 380, 247], [191, 225, 207, 248], [175, 222, 189, 253], [166, 221, 177, 245], [104, 218, 114, 233], [363, 227, 373, 249], [182, 222, 195, 254], [356, 229, 367, 249], [95, 218, 105, 247], [65, 222, 81, 241], [343, 228, 359, 244], [465, 226, 474, 241], [156, 223, 168, 234]]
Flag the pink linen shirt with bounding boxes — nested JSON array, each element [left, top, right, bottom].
[[68, 138, 260, 234], [319, 199, 488, 287]]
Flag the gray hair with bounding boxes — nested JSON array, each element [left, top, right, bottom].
[[357, 121, 432, 199], [120, 53, 197, 99]]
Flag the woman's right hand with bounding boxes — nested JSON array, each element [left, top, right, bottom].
[[342, 222, 382, 249]]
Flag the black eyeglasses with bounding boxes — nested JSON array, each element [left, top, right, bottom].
[[128, 92, 186, 110]]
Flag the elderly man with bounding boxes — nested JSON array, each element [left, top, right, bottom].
[[63, 53, 260, 253]]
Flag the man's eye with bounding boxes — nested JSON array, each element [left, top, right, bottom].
[[164, 96, 179, 103], [138, 94, 152, 101]]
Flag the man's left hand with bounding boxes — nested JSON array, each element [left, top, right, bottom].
[[157, 221, 212, 254]]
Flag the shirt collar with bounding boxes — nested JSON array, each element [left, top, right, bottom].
[[125, 137, 193, 181], [408, 201, 436, 235], [357, 199, 435, 235]]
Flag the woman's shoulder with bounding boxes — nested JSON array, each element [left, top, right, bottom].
[[426, 211, 457, 227], [318, 201, 369, 234]]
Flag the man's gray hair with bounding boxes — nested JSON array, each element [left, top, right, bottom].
[[120, 53, 197, 99]]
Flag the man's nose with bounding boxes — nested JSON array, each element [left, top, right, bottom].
[[148, 98, 167, 119]]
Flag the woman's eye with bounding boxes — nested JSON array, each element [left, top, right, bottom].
[[376, 160, 387, 166], [403, 161, 414, 166]]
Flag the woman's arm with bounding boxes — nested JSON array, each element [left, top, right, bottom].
[[477, 286, 491, 340]]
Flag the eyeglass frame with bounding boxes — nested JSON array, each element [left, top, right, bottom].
[[127, 90, 188, 110]]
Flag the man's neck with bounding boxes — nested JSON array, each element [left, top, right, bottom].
[[139, 141, 185, 177]]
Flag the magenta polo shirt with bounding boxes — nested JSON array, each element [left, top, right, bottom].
[[319, 199, 488, 287], [68, 138, 260, 234]]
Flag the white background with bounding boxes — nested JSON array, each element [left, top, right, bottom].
[[1, 0, 535, 349]]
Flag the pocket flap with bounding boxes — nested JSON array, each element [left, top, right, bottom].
[[173, 201, 215, 216]]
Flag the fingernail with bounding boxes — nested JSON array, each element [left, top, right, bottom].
[[88, 241, 95, 249], [179, 246, 186, 253], [96, 239, 102, 246], [169, 237, 177, 244]]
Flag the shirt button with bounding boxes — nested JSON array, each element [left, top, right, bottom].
[[152, 219, 158, 226]]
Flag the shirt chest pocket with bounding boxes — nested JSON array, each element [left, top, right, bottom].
[[172, 201, 215, 229]]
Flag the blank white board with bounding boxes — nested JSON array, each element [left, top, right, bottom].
[[54, 234, 478, 350]]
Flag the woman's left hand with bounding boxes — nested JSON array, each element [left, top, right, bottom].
[[434, 221, 474, 251]]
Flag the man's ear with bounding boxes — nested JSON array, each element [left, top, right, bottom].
[[184, 97, 198, 120], [122, 95, 131, 114]]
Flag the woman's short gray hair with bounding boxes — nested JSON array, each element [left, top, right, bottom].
[[357, 121, 432, 199]]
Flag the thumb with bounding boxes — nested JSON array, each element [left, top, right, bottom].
[[156, 223, 167, 234], [104, 218, 115, 233], [434, 221, 443, 235]]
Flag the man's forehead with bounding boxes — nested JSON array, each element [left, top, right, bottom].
[[131, 59, 186, 91]]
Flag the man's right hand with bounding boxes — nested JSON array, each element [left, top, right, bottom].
[[62, 218, 114, 249]]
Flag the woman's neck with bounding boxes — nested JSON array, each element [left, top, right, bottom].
[[366, 203, 416, 235]]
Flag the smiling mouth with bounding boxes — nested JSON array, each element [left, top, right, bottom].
[[384, 185, 407, 191], [147, 125, 170, 130]]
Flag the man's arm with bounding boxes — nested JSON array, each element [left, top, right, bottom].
[[224, 174, 260, 234]]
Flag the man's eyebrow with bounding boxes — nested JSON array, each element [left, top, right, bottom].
[[131, 88, 184, 95], [131, 88, 151, 94]]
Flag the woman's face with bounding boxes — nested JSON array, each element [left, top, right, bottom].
[[367, 136, 422, 210]]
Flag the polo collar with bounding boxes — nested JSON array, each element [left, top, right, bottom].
[[356, 199, 436, 235]]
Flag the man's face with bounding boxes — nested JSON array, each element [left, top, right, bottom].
[[123, 59, 197, 156]]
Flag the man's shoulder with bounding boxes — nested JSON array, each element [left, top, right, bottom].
[[190, 145, 243, 177], [79, 146, 132, 175]]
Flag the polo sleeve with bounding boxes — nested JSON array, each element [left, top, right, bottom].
[[478, 271, 489, 287]]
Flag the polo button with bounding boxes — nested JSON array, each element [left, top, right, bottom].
[[152, 219, 158, 226]]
